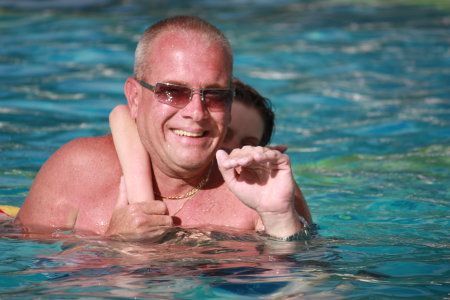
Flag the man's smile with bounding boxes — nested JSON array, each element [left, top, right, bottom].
[[173, 129, 207, 138]]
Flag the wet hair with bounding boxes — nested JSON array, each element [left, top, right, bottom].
[[233, 78, 275, 146], [134, 16, 233, 80]]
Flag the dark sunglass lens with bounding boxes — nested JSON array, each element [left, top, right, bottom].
[[155, 84, 191, 107], [204, 90, 232, 111]]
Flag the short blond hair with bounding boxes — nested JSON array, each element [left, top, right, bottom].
[[134, 16, 233, 80]]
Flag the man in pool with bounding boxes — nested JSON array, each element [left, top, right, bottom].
[[109, 77, 312, 225], [17, 16, 310, 240]]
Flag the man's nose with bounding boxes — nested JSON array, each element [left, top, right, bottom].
[[181, 92, 208, 121]]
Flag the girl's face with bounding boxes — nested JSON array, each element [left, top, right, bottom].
[[222, 101, 264, 153]]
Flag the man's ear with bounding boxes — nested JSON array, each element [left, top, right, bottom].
[[124, 77, 140, 119]]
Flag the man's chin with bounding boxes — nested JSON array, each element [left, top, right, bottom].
[[169, 152, 212, 170]]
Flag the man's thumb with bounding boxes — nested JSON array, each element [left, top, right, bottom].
[[216, 149, 234, 183]]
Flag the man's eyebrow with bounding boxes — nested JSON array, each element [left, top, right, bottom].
[[158, 80, 186, 86], [159, 81, 230, 89]]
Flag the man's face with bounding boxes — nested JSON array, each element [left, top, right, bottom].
[[134, 31, 232, 174]]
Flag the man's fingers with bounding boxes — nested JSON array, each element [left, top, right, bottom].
[[221, 147, 286, 169], [216, 149, 236, 183], [267, 145, 288, 153], [254, 148, 279, 162], [216, 149, 230, 169], [218, 148, 254, 169], [140, 201, 169, 215], [132, 214, 173, 230], [108, 180, 173, 237], [146, 215, 173, 227]]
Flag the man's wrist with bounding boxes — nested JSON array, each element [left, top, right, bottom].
[[278, 226, 310, 241], [259, 209, 304, 239], [260, 213, 316, 242]]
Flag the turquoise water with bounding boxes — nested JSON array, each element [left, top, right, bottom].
[[1, 0, 449, 299]]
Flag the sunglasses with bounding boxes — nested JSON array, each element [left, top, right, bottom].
[[136, 79, 234, 112]]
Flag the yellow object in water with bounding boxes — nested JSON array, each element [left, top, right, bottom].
[[0, 205, 20, 218]]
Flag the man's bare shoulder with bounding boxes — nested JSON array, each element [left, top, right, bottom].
[[56, 134, 118, 164], [37, 134, 121, 193], [18, 135, 121, 231]]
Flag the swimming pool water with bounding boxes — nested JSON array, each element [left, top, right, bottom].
[[1, 0, 449, 299]]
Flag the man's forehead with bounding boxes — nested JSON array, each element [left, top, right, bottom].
[[145, 31, 232, 86], [151, 30, 226, 57]]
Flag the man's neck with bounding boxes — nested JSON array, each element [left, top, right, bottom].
[[151, 161, 213, 199]]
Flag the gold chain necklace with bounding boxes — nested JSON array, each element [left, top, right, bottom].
[[154, 164, 212, 200], [171, 195, 194, 216]]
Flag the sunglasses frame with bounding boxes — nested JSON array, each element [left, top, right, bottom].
[[136, 79, 234, 111]]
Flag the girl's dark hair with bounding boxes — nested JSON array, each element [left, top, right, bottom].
[[233, 78, 275, 146]]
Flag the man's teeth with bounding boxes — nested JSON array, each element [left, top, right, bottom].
[[173, 129, 204, 137]]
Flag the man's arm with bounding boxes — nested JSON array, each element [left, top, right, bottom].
[[267, 145, 312, 225], [294, 185, 312, 224]]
